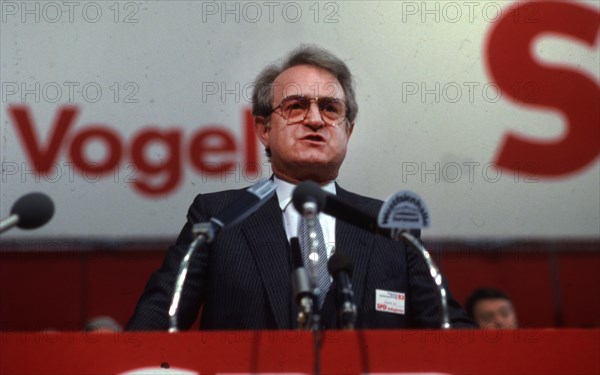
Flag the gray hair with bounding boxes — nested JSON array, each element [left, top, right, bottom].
[[251, 44, 358, 128]]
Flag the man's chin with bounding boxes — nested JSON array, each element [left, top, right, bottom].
[[275, 160, 340, 183]]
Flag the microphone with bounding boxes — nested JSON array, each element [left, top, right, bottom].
[[207, 178, 277, 233], [0, 192, 55, 234], [190, 178, 277, 241], [290, 237, 315, 330], [327, 252, 357, 330], [292, 181, 393, 237], [374, 191, 451, 328], [292, 182, 450, 329], [169, 179, 276, 332], [292, 181, 430, 238]]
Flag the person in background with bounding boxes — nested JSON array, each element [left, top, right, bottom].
[[465, 287, 518, 329], [84, 316, 123, 333]]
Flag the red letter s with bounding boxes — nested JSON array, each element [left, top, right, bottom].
[[486, 1, 600, 176]]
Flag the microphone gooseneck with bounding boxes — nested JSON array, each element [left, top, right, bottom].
[[397, 231, 451, 329]]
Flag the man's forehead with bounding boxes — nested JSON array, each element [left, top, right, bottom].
[[272, 65, 344, 100], [476, 298, 512, 310]]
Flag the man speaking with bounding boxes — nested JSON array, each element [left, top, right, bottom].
[[127, 45, 474, 330]]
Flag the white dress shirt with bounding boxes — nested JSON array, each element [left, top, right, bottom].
[[274, 176, 336, 258]]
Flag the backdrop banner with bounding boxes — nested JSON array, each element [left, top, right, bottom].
[[1, 1, 598, 239]]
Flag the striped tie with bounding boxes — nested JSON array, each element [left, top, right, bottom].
[[298, 214, 330, 309]]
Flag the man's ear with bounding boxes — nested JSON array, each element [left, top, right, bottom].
[[254, 116, 270, 148], [346, 121, 355, 138]]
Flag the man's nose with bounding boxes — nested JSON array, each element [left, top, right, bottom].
[[303, 102, 325, 129]]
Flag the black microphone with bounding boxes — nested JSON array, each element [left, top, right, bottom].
[[0, 192, 55, 234], [290, 237, 315, 329], [191, 179, 277, 241], [327, 252, 357, 330], [292, 181, 391, 237], [209, 178, 277, 231]]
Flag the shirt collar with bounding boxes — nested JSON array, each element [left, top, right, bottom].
[[274, 176, 336, 212]]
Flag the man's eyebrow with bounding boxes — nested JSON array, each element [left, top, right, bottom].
[[283, 95, 342, 100]]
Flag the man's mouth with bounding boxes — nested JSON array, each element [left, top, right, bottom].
[[301, 134, 325, 142]]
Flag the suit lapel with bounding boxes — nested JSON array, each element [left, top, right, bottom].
[[241, 195, 291, 329], [334, 187, 375, 310], [238, 186, 375, 328]]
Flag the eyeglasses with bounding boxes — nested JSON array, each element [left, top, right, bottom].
[[269, 95, 348, 127]]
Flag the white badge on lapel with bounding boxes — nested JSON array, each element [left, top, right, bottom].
[[375, 289, 405, 315]]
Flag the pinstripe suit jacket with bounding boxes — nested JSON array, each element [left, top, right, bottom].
[[127, 185, 474, 330]]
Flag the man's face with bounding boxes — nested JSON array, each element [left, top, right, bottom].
[[473, 298, 518, 329], [255, 64, 353, 183]]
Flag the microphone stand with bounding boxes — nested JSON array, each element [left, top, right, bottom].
[[168, 222, 216, 333], [167, 178, 276, 333], [395, 230, 451, 329], [294, 279, 315, 330], [0, 216, 19, 234], [292, 265, 315, 330], [301, 201, 323, 375], [337, 272, 357, 330]]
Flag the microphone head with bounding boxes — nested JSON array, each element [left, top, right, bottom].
[[328, 251, 354, 278], [10, 192, 55, 230], [292, 181, 326, 214], [377, 190, 430, 230]]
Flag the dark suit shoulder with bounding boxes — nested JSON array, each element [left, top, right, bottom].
[[335, 185, 384, 213], [186, 187, 250, 221], [336, 185, 422, 238]]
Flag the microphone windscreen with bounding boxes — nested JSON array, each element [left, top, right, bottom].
[[327, 251, 354, 277], [292, 181, 326, 213], [10, 192, 55, 229]]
